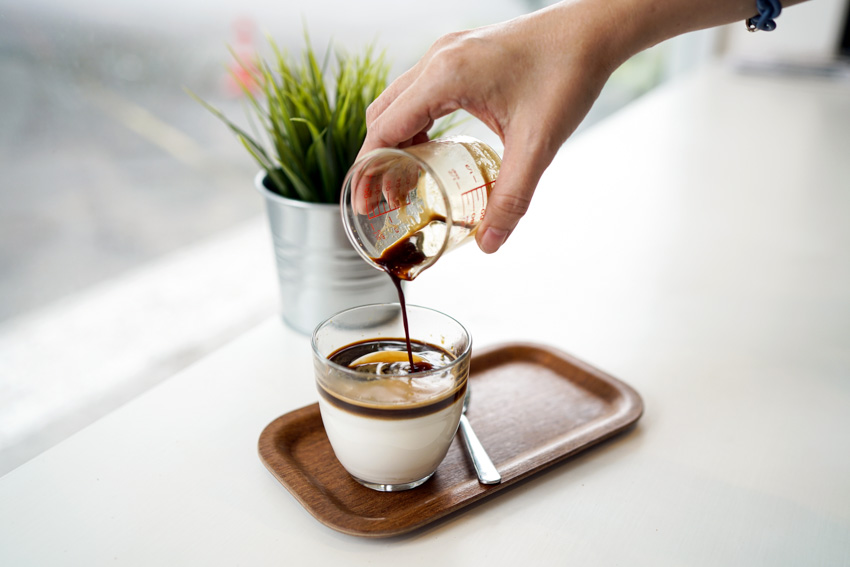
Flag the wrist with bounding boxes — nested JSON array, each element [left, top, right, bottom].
[[518, 1, 637, 86], [545, 0, 785, 72]]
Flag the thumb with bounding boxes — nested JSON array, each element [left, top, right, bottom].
[[475, 141, 548, 254]]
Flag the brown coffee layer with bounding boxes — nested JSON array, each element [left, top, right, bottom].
[[317, 382, 466, 420]]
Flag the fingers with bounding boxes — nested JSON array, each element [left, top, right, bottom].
[[351, 71, 432, 214], [380, 160, 420, 211], [475, 138, 551, 254], [350, 157, 421, 217], [398, 129, 432, 149], [364, 57, 427, 126], [358, 61, 433, 159], [360, 33, 468, 158], [360, 74, 454, 159], [350, 169, 383, 216]]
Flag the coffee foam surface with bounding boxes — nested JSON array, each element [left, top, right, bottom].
[[329, 373, 461, 408]]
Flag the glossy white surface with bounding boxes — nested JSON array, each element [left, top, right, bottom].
[[1, 64, 848, 565]]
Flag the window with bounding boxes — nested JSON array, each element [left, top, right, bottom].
[[0, 0, 680, 475]]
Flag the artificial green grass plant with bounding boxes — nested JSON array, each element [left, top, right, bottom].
[[191, 35, 389, 203]]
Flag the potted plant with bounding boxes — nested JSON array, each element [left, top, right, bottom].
[[189, 35, 401, 334]]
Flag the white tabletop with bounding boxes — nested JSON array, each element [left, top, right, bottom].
[[1, 64, 849, 565]]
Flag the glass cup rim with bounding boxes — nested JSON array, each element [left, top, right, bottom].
[[340, 146, 453, 275], [311, 302, 472, 380]]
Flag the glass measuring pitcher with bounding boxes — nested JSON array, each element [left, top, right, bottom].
[[341, 136, 501, 280]]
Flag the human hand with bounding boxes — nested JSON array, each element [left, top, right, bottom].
[[359, 0, 809, 253], [358, 2, 621, 253]]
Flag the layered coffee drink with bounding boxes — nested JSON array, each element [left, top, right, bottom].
[[317, 338, 467, 489]]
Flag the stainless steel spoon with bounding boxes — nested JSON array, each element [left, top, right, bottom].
[[459, 387, 501, 485]]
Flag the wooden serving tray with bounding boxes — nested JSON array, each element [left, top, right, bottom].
[[258, 342, 643, 538]]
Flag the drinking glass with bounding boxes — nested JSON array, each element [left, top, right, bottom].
[[312, 303, 471, 491]]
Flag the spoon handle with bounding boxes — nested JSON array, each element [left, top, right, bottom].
[[458, 414, 502, 485]]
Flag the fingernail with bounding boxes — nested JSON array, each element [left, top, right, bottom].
[[479, 228, 509, 254]]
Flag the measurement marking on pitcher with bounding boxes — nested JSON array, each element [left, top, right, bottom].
[[461, 180, 495, 224], [461, 179, 496, 197], [367, 193, 414, 219], [367, 180, 494, 220]]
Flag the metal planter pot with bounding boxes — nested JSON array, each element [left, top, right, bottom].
[[255, 172, 398, 335]]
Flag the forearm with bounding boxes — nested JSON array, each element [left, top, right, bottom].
[[620, 0, 808, 50], [533, 0, 809, 75]]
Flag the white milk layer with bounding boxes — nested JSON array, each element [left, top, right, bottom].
[[318, 395, 464, 486]]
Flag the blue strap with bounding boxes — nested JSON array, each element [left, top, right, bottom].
[[748, 0, 783, 31]]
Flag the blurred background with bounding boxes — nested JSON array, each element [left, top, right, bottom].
[[1, 0, 847, 475]]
